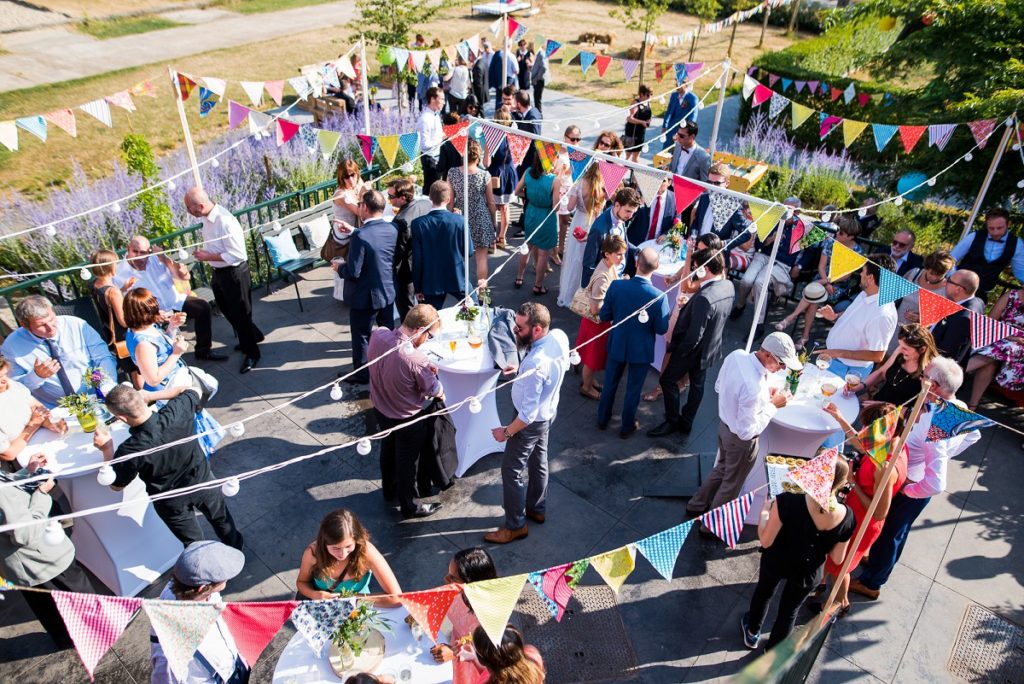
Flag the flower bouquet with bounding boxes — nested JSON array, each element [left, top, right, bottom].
[[328, 600, 394, 676], [455, 304, 480, 337], [660, 220, 686, 263], [82, 366, 109, 401], [57, 392, 98, 433]]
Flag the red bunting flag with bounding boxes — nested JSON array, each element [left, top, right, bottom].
[[595, 54, 612, 78], [221, 601, 298, 668], [276, 119, 300, 146], [918, 287, 964, 327], [52, 592, 143, 680], [654, 63, 665, 82], [968, 119, 997, 148], [507, 133, 531, 166], [597, 159, 629, 198], [671, 175, 703, 216], [857, 92, 871, 107], [899, 125, 927, 154], [752, 84, 773, 107], [830, 87, 843, 102], [176, 72, 197, 101], [443, 121, 470, 155], [397, 586, 461, 641]]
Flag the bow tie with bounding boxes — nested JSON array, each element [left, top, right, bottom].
[[988, 238, 1006, 244]]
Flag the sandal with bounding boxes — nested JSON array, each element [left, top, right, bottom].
[[579, 386, 601, 400], [642, 387, 663, 402], [532, 286, 548, 296], [550, 252, 562, 266], [496, 240, 507, 249], [514, 278, 524, 289]]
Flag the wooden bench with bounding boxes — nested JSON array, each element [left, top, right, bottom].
[[258, 200, 333, 312], [295, 95, 350, 126]]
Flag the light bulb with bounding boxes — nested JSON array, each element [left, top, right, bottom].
[[330, 384, 343, 401], [96, 464, 116, 486], [569, 349, 581, 365], [553, 120, 561, 129], [111, 202, 122, 213], [895, 196, 904, 206], [964, 152, 973, 162], [1013, 143, 1021, 152], [468, 397, 482, 414], [45, 225, 57, 237], [821, 212, 831, 223], [222, 477, 240, 497], [211, 158, 220, 168], [401, 162, 414, 174], [228, 422, 245, 438], [519, 244, 529, 255], [857, 208, 868, 219], [927, 178, 936, 187], [642, 144, 650, 153], [659, 95, 666, 105], [43, 521, 64, 546], [592, 120, 600, 130], [695, 266, 707, 279], [177, 248, 188, 260], [1017, 179, 1024, 189], [637, 309, 649, 324], [1007, 117, 1015, 126], [166, 180, 177, 191], [401, 340, 415, 355], [356, 438, 372, 455], [80, 268, 92, 281]]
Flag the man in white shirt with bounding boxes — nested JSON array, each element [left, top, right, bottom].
[[185, 187, 264, 374], [486, 302, 569, 544], [686, 332, 796, 527], [116, 235, 226, 361], [851, 358, 981, 600], [816, 253, 899, 382], [417, 86, 446, 195]]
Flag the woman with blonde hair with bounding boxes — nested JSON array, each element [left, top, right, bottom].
[[485, 106, 518, 249], [557, 159, 606, 308], [330, 158, 368, 301], [90, 249, 140, 386]]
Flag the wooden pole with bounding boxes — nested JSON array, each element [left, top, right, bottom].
[[727, 18, 740, 59], [758, 0, 771, 49], [708, 58, 730, 157], [638, 34, 648, 90], [688, 27, 700, 61], [961, 116, 1016, 241], [359, 36, 372, 136], [168, 67, 203, 190]]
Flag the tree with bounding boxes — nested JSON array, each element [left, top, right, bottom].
[[728, 0, 760, 58], [352, 0, 452, 51], [612, 0, 671, 90], [121, 134, 175, 237], [685, 0, 722, 61]]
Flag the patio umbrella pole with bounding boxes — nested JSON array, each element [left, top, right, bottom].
[[744, 216, 782, 352], [167, 67, 203, 190]]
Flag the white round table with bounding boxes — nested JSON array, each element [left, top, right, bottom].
[[739, 364, 861, 523], [17, 408, 183, 596], [420, 306, 505, 477], [272, 607, 451, 684], [637, 238, 687, 370]]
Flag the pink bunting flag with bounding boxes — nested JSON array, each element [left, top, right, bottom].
[[751, 84, 773, 108], [968, 119, 997, 148], [820, 115, 843, 140], [130, 79, 157, 98], [789, 446, 840, 510], [899, 125, 927, 154], [228, 100, 250, 129], [672, 175, 703, 215], [52, 592, 142, 680], [970, 311, 1022, 350], [857, 92, 871, 107], [356, 133, 376, 164], [264, 80, 285, 106], [768, 74, 780, 87], [597, 159, 629, 199], [506, 133, 532, 166], [594, 55, 613, 78], [397, 586, 461, 641], [221, 601, 298, 668], [105, 90, 136, 113], [276, 119, 300, 146], [44, 109, 77, 138]]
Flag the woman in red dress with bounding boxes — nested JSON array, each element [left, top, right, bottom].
[[575, 234, 628, 399]]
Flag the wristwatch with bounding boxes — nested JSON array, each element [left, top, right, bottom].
[[502, 427, 513, 440]]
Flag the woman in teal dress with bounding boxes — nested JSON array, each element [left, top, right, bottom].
[[296, 508, 403, 606], [514, 153, 564, 296]]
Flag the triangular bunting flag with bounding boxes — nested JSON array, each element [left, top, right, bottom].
[[768, 73, 780, 87], [240, 81, 265, 107], [317, 129, 341, 159], [918, 287, 964, 327], [466, 35, 480, 55], [129, 80, 157, 98], [221, 601, 297, 668], [228, 100, 250, 129], [527, 560, 588, 622], [636, 521, 693, 581], [708, 192, 742, 232], [749, 201, 787, 241], [597, 159, 629, 198], [789, 446, 840, 510], [807, 80, 819, 93], [595, 55, 613, 78], [534, 140, 561, 173], [200, 76, 226, 98], [507, 134, 531, 166], [456, 41, 470, 62], [799, 225, 829, 249], [398, 586, 461, 641], [878, 268, 918, 305], [392, 48, 409, 72], [872, 123, 899, 152], [858, 409, 899, 467], [16, 115, 47, 142], [176, 72, 197, 101], [768, 92, 789, 120], [53, 592, 142, 680], [298, 123, 318, 154], [589, 545, 636, 594], [968, 119, 997, 148], [671, 175, 703, 215], [545, 39, 562, 58], [620, 59, 639, 81], [794, 80, 806, 93], [427, 48, 443, 69], [791, 102, 814, 130], [561, 46, 578, 66], [377, 134, 401, 167], [567, 147, 592, 183], [399, 131, 420, 161], [0, 121, 17, 151], [443, 120, 470, 155], [579, 51, 597, 75], [105, 91, 136, 113], [633, 168, 667, 205], [290, 599, 355, 657], [654, 62, 665, 82], [79, 99, 112, 127], [462, 574, 528, 646], [482, 124, 507, 156], [781, 78, 792, 92], [899, 125, 927, 154], [858, 92, 871, 107], [276, 119, 300, 146], [842, 119, 869, 148], [970, 310, 1021, 350], [674, 63, 688, 86], [410, 50, 427, 73], [830, 87, 843, 102], [828, 240, 868, 281], [842, 82, 856, 104], [264, 80, 285, 106], [198, 87, 218, 118], [820, 114, 843, 140], [700, 491, 754, 548], [288, 76, 313, 100], [356, 133, 378, 164], [752, 84, 773, 108], [337, 54, 356, 80], [789, 216, 808, 254], [926, 401, 995, 442], [44, 109, 77, 138], [742, 74, 758, 100], [928, 123, 957, 152], [144, 600, 223, 682], [820, 82, 830, 95]]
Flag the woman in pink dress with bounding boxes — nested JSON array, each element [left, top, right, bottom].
[[430, 548, 497, 683]]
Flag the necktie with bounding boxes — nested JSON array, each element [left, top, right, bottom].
[[647, 194, 662, 241], [44, 337, 76, 397]]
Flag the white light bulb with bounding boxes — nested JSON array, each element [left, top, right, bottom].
[[222, 478, 240, 497], [1013, 143, 1021, 152], [553, 120, 561, 129], [695, 266, 707, 279], [330, 384, 343, 401], [96, 464, 116, 486], [177, 248, 188, 260], [927, 177, 936, 187], [964, 152, 973, 162], [211, 158, 221, 168], [79, 268, 92, 281], [569, 349, 581, 365], [45, 225, 57, 237], [592, 120, 600, 130], [1018, 179, 1024, 189], [43, 521, 64, 546], [895, 196, 904, 206], [111, 202, 122, 213], [821, 212, 831, 223], [642, 144, 650, 153], [1007, 117, 1015, 127], [166, 180, 176, 191], [228, 422, 245, 438], [401, 340, 415, 355], [468, 397, 482, 414], [519, 244, 529, 255], [356, 438, 372, 455], [401, 162, 414, 174], [637, 309, 649, 324]]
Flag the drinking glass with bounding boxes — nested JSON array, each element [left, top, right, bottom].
[[399, 664, 413, 681], [448, 339, 457, 354]]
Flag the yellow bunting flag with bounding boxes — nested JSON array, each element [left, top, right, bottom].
[[791, 102, 814, 130], [589, 545, 636, 594], [316, 130, 341, 159], [843, 119, 869, 148], [748, 201, 788, 241], [377, 135, 401, 168], [461, 574, 527, 646], [828, 241, 868, 281]]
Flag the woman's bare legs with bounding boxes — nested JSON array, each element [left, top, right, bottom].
[[533, 249, 550, 290], [474, 247, 489, 284], [967, 356, 999, 409], [496, 205, 509, 246]]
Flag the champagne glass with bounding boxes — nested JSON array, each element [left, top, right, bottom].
[[448, 338, 457, 354], [820, 381, 837, 408], [411, 621, 424, 650], [844, 373, 860, 397]]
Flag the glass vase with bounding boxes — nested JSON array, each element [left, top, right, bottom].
[[75, 410, 97, 433]]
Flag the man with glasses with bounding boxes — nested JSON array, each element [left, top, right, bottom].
[[684, 162, 735, 237], [387, 178, 432, 321], [669, 121, 711, 182], [930, 269, 985, 366], [889, 229, 923, 276], [950, 207, 1024, 301]]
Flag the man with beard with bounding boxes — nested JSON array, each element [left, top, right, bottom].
[[581, 187, 643, 288], [485, 302, 569, 544]]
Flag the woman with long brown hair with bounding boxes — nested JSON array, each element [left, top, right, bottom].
[[469, 624, 544, 683], [847, 323, 937, 407], [295, 508, 402, 606], [90, 249, 140, 387]]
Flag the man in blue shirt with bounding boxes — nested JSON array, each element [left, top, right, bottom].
[[949, 207, 1024, 301], [1, 295, 116, 407]]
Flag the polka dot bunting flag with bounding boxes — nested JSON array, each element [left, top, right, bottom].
[[635, 520, 694, 581], [397, 586, 461, 641], [918, 287, 964, 327]]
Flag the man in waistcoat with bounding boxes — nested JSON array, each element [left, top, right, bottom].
[[950, 207, 1023, 301]]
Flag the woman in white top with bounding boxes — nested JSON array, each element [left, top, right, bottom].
[[0, 355, 66, 465], [557, 162, 605, 308], [446, 56, 471, 114], [331, 158, 368, 301]]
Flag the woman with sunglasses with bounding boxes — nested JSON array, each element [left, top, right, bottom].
[[622, 85, 653, 163], [846, 323, 938, 407], [553, 125, 583, 266], [888, 249, 956, 352], [964, 284, 1024, 410], [594, 131, 624, 157]]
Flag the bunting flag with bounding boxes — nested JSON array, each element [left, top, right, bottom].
[[200, 76, 226, 98], [589, 545, 636, 594], [926, 401, 995, 442], [298, 124, 318, 154], [533, 140, 560, 173], [392, 48, 409, 72], [398, 586, 461, 641], [561, 46, 578, 66], [968, 119, 997, 148], [752, 84, 773, 108], [635, 521, 693, 581], [130, 79, 157, 98], [443, 121, 470, 155], [317, 130, 342, 159], [0, 121, 18, 152], [462, 574, 528, 647], [198, 87, 218, 118], [781, 78, 792, 92], [830, 87, 843, 102], [52, 592, 142, 680], [105, 91, 136, 113], [579, 51, 597, 75], [597, 159, 629, 198], [176, 72, 197, 101], [791, 102, 814, 130], [44, 109, 77, 138], [265, 80, 285, 107], [742, 74, 758, 100], [768, 73, 780, 87], [708, 192, 742, 232], [545, 39, 562, 58], [929, 123, 957, 151], [819, 113, 842, 140], [654, 62, 666, 82], [620, 59, 639, 81], [789, 216, 807, 254], [828, 241, 867, 281], [843, 119, 869, 147], [377, 134, 401, 167], [221, 601, 297, 668], [674, 63, 688, 86], [789, 447, 840, 510], [427, 48, 443, 69], [794, 80, 806, 93], [290, 598, 355, 657], [276, 119, 300, 147], [858, 410, 899, 467], [858, 92, 871, 107], [227, 100, 249, 129], [356, 133, 378, 164], [321, 65, 340, 90], [799, 225, 828, 249], [842, 83, 856, 104], [918, 287, 964, 327], [899, 125, 927, 154], [672, 175, 703, 216], [240, 81, 265, 107], [749, 201, 787, 240], [398, 132, 420, 161], [807, 80, 819, 93], [768, 92, 789, 120], [16, 115, 47, 142], [970, 310, 1021, 350], [700, 491, 754, 548], [144, 601, 223, 682], [591, 54, 612, 78], [79, 99, 113, 128], [288, 76, 313, 100], [527, 560, 588, 622], [633, 168, 667, 205], [482, 125, 507, 156], [872, 123, 899, 152], [567, 147, 593, 182], [507, 134, 532, 167], [878, 267, 919, 305]]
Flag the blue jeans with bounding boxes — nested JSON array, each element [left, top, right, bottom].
[[857, 491, 931, 590]]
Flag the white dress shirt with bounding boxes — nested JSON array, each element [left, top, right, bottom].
[[200, 204, 248, 268], [417, 107, 444, 160], [674, 146, 693, 176], [901, 401, 982, 499], [114, 255, 188, 310], [511, 329, 570, 424], [715, 349, 777, 441], [150, 584, 241, 684], [449, 65, 470, 99], [950, 231, 1024, 283], [825, 292, 898, 368]]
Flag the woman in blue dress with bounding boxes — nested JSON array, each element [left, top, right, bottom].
[[485, 106, 518, 249], [514, 152, 563, 296], [295, 508, 403, 605], [123, 288, 225, 458]]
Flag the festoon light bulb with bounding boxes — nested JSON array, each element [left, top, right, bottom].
[[569, 349, 581, 365], [401, 162, 414, 174], [964, 152, 973, 162], [45, 225, 57, 237], [401, 340, 415, 355], [895, 196, 904, 206], [330, 384, 343, 401], [177, 249, 188, 260], [637, 309, 649, 324], [211, 158, 221, 168], [111, 202, 122, 213], [43, 521, 64, 546], [468, 397, 482, 414], [228, 422, 245, 438], [166, 180, 177, 191], [222, 477, 240, 497], [927, 177, 937, 187], [356, 438, 372, 455], [96, 464, 116, 486], [642, 144, 650, 153], [821, 212, 832, 223], [519, 244, 529, 255], [592, 120, 600, 130], [695, 266, 707, 279], [80, 268, 92, 281]]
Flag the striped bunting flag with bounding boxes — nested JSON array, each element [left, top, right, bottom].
[[482, 124, 507, 156], [700, 491, 754, 548], [969, 310, 1022, 350], [928, 123, 957, 152]]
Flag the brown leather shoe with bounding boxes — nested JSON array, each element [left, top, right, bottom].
[[484, 526, 529, 544], [848, 579, 880, 600], [526, 510, 546, 525]]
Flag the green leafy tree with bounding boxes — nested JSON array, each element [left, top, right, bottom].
[[120, 134, 175, 237], [612, 0, 671, 89], [352, 0, 452, 50], [685, 0, 722, 60]]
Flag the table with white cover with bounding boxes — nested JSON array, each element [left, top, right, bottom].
[[420, 306, 505, 476], [18, 408, 182, 596], [637, 238, 686, 370], [272, 607, 451, 684]]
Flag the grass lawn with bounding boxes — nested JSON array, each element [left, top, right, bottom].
[[213, 0, 342, 13], [77, 16, 185, 39], [0, 0, 800, 198]]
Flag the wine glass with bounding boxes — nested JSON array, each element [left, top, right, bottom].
[[448, 338, 457, 354], [410, 621, 424, 651], [820, 381, 837, 408], [399, 664, 413, 682]]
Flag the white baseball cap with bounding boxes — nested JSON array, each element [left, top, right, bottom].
[[761, 332, 802, 371]]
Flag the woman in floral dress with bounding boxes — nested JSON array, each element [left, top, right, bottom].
[[448, 139, 497, 285], [966, 286, 1024, 409]]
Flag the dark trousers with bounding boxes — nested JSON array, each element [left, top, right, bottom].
[[597, 358, 648, 433], [350, 305, 395, 373], [376, 408, 431, 514], [395, 283, 417, 324], [747, 555, 817, 649], [181, 296, 213, 354], [421, 156, 441, 196], [211, 263, 262, 358], [502, 418, 550, 530], [533, 81, 545, 113], [857, 491, 931, 590], [21, 560, 92, 649], [422, 292, 463, 310], [660, 352, 706, 428], [154, 485, 244, 550]]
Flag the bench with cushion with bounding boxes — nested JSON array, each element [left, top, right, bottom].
[[258, 199, 334, 311]]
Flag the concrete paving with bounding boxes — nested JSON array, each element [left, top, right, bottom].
[[0, 249, 1020, 683]]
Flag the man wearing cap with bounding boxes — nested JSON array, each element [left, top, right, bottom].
[[686, 332, 795, 526], [151, 540, 248, 684]]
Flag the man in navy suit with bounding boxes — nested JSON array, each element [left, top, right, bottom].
[[411, 181, 466, 309], [627, 178, 679, 245], [341, 190, 397, 384], [487, 49, 518, 110], [582, 187, 644, 288], [931, 269, 985, 367], [597, 248, 671, 438]]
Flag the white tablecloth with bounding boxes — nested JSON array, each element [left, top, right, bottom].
[[18, 408, 182, 596], [421, 306, 505, 476], [272, 607, 451, 684], [637, 238, 686, 370], [739, 364, 861, 523]]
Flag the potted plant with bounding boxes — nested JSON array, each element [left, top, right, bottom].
[[57, 393, 98, 433], [328, 599, 394, 676]]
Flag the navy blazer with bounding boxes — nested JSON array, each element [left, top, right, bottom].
[[343, 218, 397, 310], [581, 208, 638, 289], [514, 107, 541, 135], [599, 276, 671, 365], [628, 190, 679, 245], [411, 209, 466, 297], [931, 296, 985, 367], [487, 50, 517, 91]]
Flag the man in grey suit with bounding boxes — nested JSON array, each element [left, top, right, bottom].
[[387, 177, 432, 321], [648, 247, 735, 437], [669, 121, 712, 183], [530, 48, 549, 113]]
